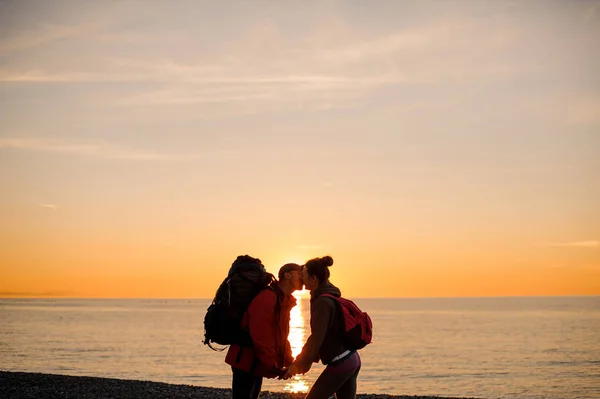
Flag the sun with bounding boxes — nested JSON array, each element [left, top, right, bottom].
[[293, 289, 310, 300]]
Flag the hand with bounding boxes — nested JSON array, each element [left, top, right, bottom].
[[282, 363, 299, 380], [282, 368, 293, 380], [277, 367, 288, 380]]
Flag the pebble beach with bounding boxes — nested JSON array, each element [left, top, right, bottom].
[[1, 371, 480, 399]]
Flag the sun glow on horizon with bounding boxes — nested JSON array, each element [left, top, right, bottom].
[[293, 289, 309, 300]]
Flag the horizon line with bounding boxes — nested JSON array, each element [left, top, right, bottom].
[[1, 294, 599, 300]]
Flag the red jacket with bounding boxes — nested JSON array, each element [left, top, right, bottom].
[[225, 283, 296, 378]]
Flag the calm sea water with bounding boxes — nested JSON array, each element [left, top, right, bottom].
[[1, 297, 599, 399]]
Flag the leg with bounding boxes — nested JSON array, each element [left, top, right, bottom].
[[250, 376, 263, 399], [335, 365, 360, 399], [304, 368, 341, 399], [305, 366, 358, 399], [305, 352, 361, 399], [232, 367, 260, 399]]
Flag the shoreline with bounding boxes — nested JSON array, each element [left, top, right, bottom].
[[1, 371, 479, 399]]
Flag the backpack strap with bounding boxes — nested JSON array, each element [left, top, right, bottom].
[[313, 293, 340, 321], [319, 293, 336, 299], [316, 293, 345, 337], [266, 285, 285, 368], [316, 293, 339, 307], [266, 285, 282, 323]]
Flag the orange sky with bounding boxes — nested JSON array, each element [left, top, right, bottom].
[[1, 1, 599, 298], [1, 207, 598, 298]]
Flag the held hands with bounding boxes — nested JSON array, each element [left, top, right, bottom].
[[277, 367, 289, 380], [280, 362, 301, 380]]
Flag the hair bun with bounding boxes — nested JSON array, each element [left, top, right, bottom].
[[321, 256, 333, 267]]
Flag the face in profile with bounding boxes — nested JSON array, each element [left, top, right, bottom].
[[296, 266, 305, 291], [301, 266, 317, 291], [286, 268, 304, 291]]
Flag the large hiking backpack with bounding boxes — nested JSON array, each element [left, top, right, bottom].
[[203, 255, 276, 351], [320, 294, 373, 350]]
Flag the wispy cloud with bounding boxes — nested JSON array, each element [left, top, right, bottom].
[[0, 69, 91, 83], [0, 16, 521, 107], [540, 240, 599, 248], [0, 63, 401, 114], [116, 77, 382, 109], [0, 2, 590, 122], [0, 8, 532, 121], [38, 203, 58, 209], [0, 23, 82, 55], [0, 138, 197, 161], [0, 60, 404, 85]]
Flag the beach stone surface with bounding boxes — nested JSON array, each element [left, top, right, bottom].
[[0, 371, 478, 399]]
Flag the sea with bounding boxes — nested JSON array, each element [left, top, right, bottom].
[[1, 296, 599, 399]]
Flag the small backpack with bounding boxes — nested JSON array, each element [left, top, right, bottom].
[[320, 294, 373, 350], [203, 255, 276, 351]]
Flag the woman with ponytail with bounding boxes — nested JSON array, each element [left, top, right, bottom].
[[283, 256, 362, 399]]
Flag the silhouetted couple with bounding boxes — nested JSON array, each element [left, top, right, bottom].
[[225, 256, 361, 399]]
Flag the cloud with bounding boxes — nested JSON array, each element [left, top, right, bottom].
[[0, 7, 532, 124], [0, 3, 585, 120], [116, 77, 382, 108], [0, 59, 404, 85], [0, 69, 88, 83], [0, 23, 83, 55], [0, 16, 518, 100], [38, 203, 57, 209], [0, 61, 402, 113], [0, 137, 197, 161], [0, 19, 517, 88], [541, 240, 599, 248]]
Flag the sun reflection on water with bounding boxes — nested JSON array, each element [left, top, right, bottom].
[[283, 377, 310, 394], [284, 291, 309, 393]]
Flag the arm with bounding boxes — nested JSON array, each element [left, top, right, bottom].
[[283, 339, 294, 367], [294, 297, 335, 373], [248, 290, 279, 374]]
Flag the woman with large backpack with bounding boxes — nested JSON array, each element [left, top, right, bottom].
[[284, 256, 362, 399]]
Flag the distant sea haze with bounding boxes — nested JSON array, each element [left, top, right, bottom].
[[1, 297, 599, 399]]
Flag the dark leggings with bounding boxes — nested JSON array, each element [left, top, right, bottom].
[[232, 367, 263, 399], [305, 352, 361, 399]]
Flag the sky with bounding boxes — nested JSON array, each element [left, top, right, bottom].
[[1, 0, 599, 298]]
